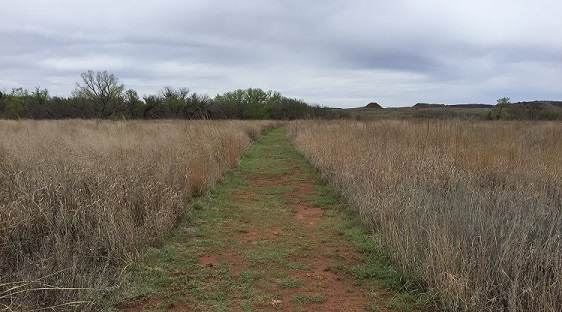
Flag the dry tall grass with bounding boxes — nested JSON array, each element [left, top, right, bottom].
[[0, 119, 276, 310], [288, 120, 562, 311]]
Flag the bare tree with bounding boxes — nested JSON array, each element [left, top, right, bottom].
[[73, 70, 125, 118]]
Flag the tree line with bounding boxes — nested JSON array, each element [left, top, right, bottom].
[[0, 70, 347, 120]]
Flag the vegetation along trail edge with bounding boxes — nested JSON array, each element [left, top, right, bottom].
[[113, 127, 428, 311]]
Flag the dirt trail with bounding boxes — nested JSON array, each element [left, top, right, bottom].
[[116, 128, 397, 311]]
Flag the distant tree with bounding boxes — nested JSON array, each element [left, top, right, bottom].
[[161, 86, 189, 118], [150, 87, 210, 119], [496, 97, 511, 106], [73, 70, 125, 118], [213, 89, 246, 119], [242, 88, 270, 119], [31, 87, 48, 102], [488, 97, 513, 120], [27, 87, 52, 118], [0, 82, 343, 120], [124, 89, 143, 119], [211, 88, 347, 120], [276, 97, 312, 119], [1, 87, 29, 118], [142, 95, 165, 119], [267, 93, 285, 119], [185, 92, 211, 119], [44, 96, 81, 119], [213, 88, 276, 119]]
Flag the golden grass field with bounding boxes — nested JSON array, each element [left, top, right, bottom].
[[287, 119, 562, 311], [0, 119, 277, 310], [2, 118, 561, 311]]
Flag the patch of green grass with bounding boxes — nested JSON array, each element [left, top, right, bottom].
[[261, 164, 291, 175], [245, 249, 288, 264], [259, 184, 296, 195], [342, 226, 377, 254], [286, 261, 311, 270], [279, 277, 304, 289], [191, 200, 204, 210], [313, 196, 336, 207], [291, 293, 327, 304], [342, 222, 415, 290], [387, 291, 430, 311], [238, 270, 264, 281], [364, 302, 384, 312], [351, 264, 404, 287], [313, 184, 338, 207]]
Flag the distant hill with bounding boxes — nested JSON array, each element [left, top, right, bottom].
[[345, 100, 562, 120], [365, 102, 383, 109], [413, 103, 492, 109], [412, 101, 562, 110], [511, 101, 562, 110], [450, 104, 494, 108]]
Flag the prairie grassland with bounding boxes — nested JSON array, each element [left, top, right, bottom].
[[0, 119, 276, 310], [287, 120, 562, 311]]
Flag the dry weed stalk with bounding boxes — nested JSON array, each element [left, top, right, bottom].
[[288, 119, 562, 311], [0, 119, 276, 310]]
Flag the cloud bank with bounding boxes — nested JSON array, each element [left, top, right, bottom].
[[1, 0, 561, 107]]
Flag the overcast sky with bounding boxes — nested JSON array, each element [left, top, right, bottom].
[[1, 0, 561, 107]]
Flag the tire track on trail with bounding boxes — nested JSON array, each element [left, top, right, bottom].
[[115, 127, 422, 311]]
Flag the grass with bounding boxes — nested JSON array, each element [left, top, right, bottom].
[[344, 106, 491, 120], [288, 119, 562, 311], [112, 127, 427, 311], [0, 119, 277, 310], [290, 293, 327, 304], [279, 277, 304, 289]]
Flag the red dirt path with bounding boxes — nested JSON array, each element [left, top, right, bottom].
[[117, 132, 392, 311]]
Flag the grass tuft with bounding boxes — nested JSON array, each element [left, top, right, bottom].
[[290, 293, 327, 304]]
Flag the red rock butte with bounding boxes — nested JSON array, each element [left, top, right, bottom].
[[365, 102, 383, 109]]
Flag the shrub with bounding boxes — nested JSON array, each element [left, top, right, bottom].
[[538, 109, 561, 120]]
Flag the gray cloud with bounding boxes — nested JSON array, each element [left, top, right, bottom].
[[1, 0, 561, 107]]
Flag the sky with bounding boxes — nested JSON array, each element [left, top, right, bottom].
[[1, 0, 561, 108]]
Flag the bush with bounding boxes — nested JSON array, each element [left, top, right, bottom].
[[538, 109, 561, 120]]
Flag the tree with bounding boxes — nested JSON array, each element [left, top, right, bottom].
[[2, 87, 29, 118], [124, 89, 143, 119], [242, 88, 270, 119], [73, 70, 125, 118], [496, 97, 511, 106], [185, 92, 211, 119], [161, 86, 189, 118], [212, 88, 275, 119], [213, 89, 246, 119], [142, 95, 165, 119], [26, 87, 52, 118], [488, 97, 513, 120]]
